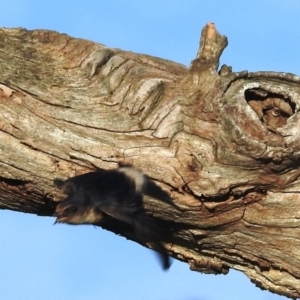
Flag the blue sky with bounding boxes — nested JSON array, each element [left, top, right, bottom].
[[0, 1, 298, 299]]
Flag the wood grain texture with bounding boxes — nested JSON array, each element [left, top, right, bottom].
[[0, 24, 300, 298]]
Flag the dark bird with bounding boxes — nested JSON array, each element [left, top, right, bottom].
[[54, 166, 173, 270]]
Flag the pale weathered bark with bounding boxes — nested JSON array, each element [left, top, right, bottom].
[[1, 23, 300, 298]]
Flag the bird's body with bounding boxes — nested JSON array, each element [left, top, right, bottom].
[[54, 166, 172, 270]]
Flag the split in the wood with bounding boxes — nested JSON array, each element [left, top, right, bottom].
[[81, 47, 115, 79]]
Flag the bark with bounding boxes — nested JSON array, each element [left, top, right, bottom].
[[1, 23, 300, 298]]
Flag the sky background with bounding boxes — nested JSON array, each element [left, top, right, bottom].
[[0, 1, 299, 300]]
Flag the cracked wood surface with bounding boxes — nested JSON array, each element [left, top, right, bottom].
[[1, 23, 300, 298]]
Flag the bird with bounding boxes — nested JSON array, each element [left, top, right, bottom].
[[53, 165, 173, 270]]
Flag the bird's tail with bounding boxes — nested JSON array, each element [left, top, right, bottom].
[[133, 213, 171, 270]]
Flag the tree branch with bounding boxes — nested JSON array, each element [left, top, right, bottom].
[[0, 23, 300, 298]]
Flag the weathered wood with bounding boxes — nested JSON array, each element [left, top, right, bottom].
[[1, 23, 300, 298]]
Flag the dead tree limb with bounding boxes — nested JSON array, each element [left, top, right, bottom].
[[0, 23, 300, 298]]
